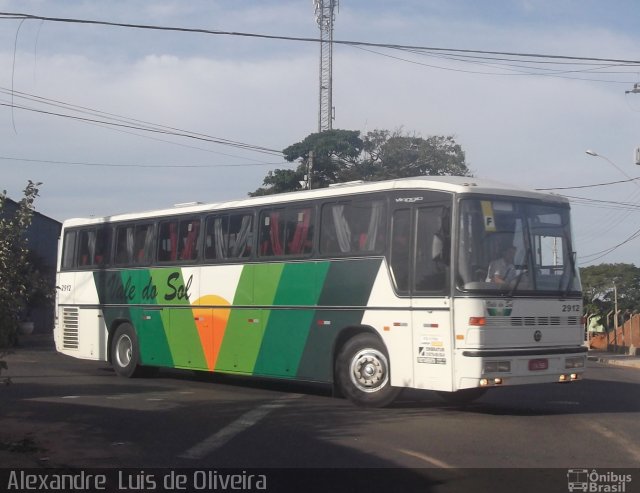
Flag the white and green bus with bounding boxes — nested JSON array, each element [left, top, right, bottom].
[[54, 176, 585, 407]]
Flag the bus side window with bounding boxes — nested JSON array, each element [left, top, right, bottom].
[[321, 203, 353, 255], [76, 228, 110, 268], [134, 224, 154, 265], [390, 209, 411, 293], [94, 227, 111, 266], [77, 230, 93, 267], [259, 207, 314, 258], [158, 221, 178, 262], [61, 231, 77, 270], [355, 200, 385, 252], [320, 204, 342, 254], [259, 210, 283, 257], [286, 208, 313, 255], [205, 213, 253, 261], [320, 200, 385, 256], [414, 206, 449, 293], [179, 219, 201, 261], [114, 226, 132, 265]]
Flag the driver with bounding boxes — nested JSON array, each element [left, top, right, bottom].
[[486, 245, 517, 285]]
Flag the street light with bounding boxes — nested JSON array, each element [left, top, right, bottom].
[[585, 149, 640, 189], [625, 82, 640, 94]]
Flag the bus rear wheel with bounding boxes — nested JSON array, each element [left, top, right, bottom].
[[111, 323, 144, 378], [336, 333, 400, 408]]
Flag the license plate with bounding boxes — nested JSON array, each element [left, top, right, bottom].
[[528, 358, 548, 371]]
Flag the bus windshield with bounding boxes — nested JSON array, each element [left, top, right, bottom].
[[457, 197, 581, 295]]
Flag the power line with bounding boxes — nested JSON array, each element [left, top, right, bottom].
[[579, 225, 640, 264], [536, 176, 640, 191], [562, 194, 640, 211], [0, 100, 282, 156], [2, 11, 640, 66], [0, 155, 291, 169], [0, 88, 279, 162], [351, 44, 638, 84], [0, 87, 282, 156]]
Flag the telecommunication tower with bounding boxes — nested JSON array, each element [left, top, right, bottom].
[[314, 0, 338, 132]]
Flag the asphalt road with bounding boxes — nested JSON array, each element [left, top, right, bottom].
[[1, 336, 639, 492]]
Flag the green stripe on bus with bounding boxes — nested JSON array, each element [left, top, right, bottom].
[[214, 263, 284, 374], [94, 258, 381, 379], [296, 258, 382, 381], [150, 268, 207, 369], [253, 262, 331, 377]]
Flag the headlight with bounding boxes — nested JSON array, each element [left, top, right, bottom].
[[483, 360, 511, 374], [565, 356, 585, 369]]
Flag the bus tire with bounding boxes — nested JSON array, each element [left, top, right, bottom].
[[111, 323, 143, 378], [335, 333, 400, 408]]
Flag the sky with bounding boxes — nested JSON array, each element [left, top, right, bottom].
[[1, 0, 640, 267]]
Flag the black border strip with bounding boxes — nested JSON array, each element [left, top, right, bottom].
[[462, 346, 588, 357]]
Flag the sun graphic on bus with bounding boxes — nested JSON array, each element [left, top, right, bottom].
[[192, 295, 231, 370]]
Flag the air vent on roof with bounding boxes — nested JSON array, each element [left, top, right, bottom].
[[174, 201, 204, 208], [328, 180, 364, 187]]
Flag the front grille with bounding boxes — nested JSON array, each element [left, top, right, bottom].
[[485, 316, 580, 328], [62, 307, 79, 349]]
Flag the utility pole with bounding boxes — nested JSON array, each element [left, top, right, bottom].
[[308, 151, 314, 190], [614, 283, 619, 351], [299, 151, 314, 190], [625, 86, 640, 167], [314, 0, 338, 132]]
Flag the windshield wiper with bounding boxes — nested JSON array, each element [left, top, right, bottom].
[[509, 244, 534, 296], [508, 269, 527, 296]]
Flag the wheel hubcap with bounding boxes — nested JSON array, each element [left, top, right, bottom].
[[349, 348, 389, 393], [115, 335, 133, 368]]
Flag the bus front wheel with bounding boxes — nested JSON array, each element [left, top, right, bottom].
[[111, 323, 143, 378], [335, 333, 400, 407]]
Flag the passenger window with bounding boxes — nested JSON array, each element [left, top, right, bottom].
[[158, 218, 200, 263], [205, 213, 253, 260], [76, 227, 111, 268], [259, 207, 314, 257], [115, 223, 153, 265], [414, 206, 449, 293], [61, 231, 77, 270], [320, 199, 385, 255], [390, 209, 411, 293]]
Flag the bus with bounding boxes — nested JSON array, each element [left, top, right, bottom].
[[54, 176, 586, 407]]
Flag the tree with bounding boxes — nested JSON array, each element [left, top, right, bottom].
[[250, 128, 470, 196], [250, 130, 363, 196], [362, 130, 469, 180], [580, 263, 640, 323], [0, 181, 43, 348]]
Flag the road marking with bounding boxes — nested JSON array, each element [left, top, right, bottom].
[[396, 448, 457, 469], [179, 394, 302, 460], [582, 421, 640, 463]]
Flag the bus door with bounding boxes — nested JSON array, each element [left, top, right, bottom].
[[391, 202, 454, 391]]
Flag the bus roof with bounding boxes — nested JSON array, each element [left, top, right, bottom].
[[62, 175, 567, 227]]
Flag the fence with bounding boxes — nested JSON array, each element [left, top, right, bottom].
[[588, 313, 640, 355]]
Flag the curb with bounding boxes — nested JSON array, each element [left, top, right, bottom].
[[587, 355, 640, 370]]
